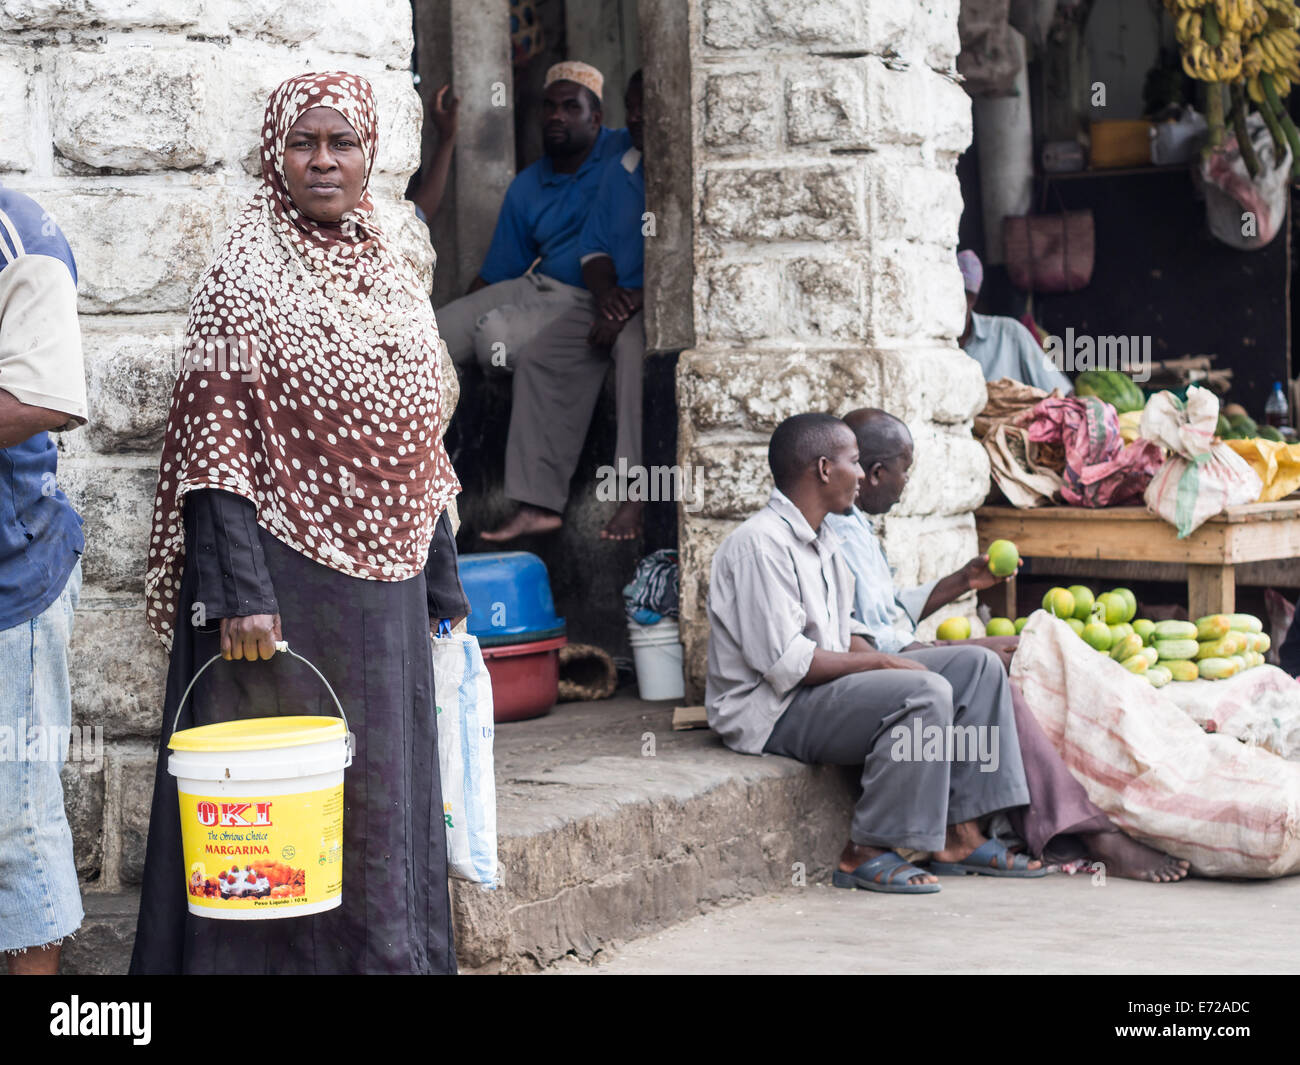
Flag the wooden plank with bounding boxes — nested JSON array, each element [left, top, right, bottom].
[[672, 705, 709, 731], [1221, 518, 1300, 564], [1027, 557, 1300, 586], [1187, 564, 1235, 618], [977, 510, 1231, 563]]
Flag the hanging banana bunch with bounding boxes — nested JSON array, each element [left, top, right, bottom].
[[1165, 0, 1300, 177]]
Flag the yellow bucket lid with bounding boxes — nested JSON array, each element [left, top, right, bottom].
[[169, 716, 347, 753]]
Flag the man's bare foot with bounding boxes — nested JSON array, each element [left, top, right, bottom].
[[600, 500, 643, 541], [1079, 830, 1191, 883], [838, 840, 937, 886], [480, 505, 563, 542], [930, 819, 1043, 872]]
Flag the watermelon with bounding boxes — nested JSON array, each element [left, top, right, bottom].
[[1074, 370, 1145, 414]]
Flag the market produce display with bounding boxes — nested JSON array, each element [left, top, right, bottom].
[[981, 581, 1272, 685], [1167, 0, 1300, 178]]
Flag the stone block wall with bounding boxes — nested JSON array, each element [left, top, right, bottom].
[[677, 0, 989, 697], [2, 0, 430, 899]]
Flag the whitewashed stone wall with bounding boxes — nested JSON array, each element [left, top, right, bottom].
[[677, 0, 990, 697], [2, 0, 430, 896]]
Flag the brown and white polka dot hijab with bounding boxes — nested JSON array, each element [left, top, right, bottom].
[[144, 71, 461, 648]]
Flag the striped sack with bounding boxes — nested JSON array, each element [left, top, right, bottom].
[[1011, 611, 1300, 878]]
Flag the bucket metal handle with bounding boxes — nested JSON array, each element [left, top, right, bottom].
[[171, 641, 351, 742]]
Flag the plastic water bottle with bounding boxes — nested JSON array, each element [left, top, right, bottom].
[[1265, 382, 1290, 429]]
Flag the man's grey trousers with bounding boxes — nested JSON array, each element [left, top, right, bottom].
[[763, 645, 1030, 852], [435, 273, 644, 513]]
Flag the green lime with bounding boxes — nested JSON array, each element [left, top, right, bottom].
[[1066, 617, 1085, 636], [1133, 618, 1156, 644], [1082, 620, 1113, 652], [1013, 617, 1029, 634], [936, 616, 971, 641], [1042, 588, 1076, 619], [986, 617, 1016, 637], [1112, 588, 1138, 623], [986, 540, 1020, 578], [1068, 585, 1095, 621]]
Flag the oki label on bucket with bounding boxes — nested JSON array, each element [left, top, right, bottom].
[[178, 786, 343, 917]]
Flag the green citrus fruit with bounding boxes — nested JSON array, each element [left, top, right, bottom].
[[986, 540, 1020, 578], [1112, 588, 1138, 623], [1097, 592, 1126, 625], [1109, 622, 1133, 644], [1082, 620, 1113, 651], [1013, 617, 1029, 634], [1066, 617, 1086, 636], [1042, 587, 1076, 619], [1133, 619, 1156, 644], [986, 617, 1016, 637], [1068, 585, 1095, 621], [936, 616, 972, 641]]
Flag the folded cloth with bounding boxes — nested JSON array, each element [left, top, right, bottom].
[[623, 548, 679, 623]]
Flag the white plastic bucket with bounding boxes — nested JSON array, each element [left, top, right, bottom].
[[627, 618, 685, 701], [166, 644, 354, 920]]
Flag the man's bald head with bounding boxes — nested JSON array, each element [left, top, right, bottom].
[[843, 408, 911, 465], [843, 409, 913, 515]]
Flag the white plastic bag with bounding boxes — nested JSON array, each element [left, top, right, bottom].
[[1201, 111, 1292, 250], [431, 632, 499, 886], [1141, 386, 1262, 537]]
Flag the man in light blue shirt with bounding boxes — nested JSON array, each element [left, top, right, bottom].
[[957, 250, 1073, 395]]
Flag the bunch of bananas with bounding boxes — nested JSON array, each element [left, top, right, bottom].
[[1166, 0, 1300, 176], [1245, 20, 1300, 97]]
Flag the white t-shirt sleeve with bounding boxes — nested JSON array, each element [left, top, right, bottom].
[[0, 254, 89, 430]]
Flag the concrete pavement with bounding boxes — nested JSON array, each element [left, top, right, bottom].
[[550, 872, 1300, 974]]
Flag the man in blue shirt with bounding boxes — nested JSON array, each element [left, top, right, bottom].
[[957, 250, 1073, 394], [482, 71, 647, 542], [435, 61, 631, 375], [0, 185, 90, 973]]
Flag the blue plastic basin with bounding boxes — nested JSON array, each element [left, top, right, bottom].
[[458, 551, 566, 648]]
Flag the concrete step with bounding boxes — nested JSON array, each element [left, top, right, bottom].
[[452, 695, 856, 972], [57, 695, 856, 974]]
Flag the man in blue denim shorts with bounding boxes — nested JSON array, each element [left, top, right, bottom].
[[0, 184, 90, 974]]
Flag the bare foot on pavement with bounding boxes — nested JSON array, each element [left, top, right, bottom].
[[480, 506, 562, 542], [1080, 830, 1191, 883], [600, 500, 643, 541]]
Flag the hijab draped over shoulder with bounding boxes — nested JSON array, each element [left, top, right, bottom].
[[144, 71, 460, 648]]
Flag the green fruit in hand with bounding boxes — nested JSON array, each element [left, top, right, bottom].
[[936, 616, 971, 641], [986, 540, 1020, 578], [1082, 620, 1113, 651], [1096, 592, 1126, 625], [1068, 585, 1095, 621], [1043, 588, 1076, 619], [1133, 619, 1156, 644], [1014, 617, 1029, 634], [1112, 588, 1137, 622], [1066, 617, 1086, 636], [986, 617, 1016, 637]]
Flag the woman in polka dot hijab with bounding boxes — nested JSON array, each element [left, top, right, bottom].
[[130, 73, 466, 974], [144, 71, 460, 648]]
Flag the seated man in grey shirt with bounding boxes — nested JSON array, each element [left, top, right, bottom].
[[706, 413, 1041, 893]]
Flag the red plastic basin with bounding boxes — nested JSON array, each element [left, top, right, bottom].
[[481, 634, 567, 723]]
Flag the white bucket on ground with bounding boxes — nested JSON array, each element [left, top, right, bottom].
[[627, 618, 685, 701]]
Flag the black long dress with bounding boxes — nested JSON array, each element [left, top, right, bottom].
[[129, 489, 468, 975]]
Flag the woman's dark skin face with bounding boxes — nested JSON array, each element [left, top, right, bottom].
[[282, 106, 366, 223]]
